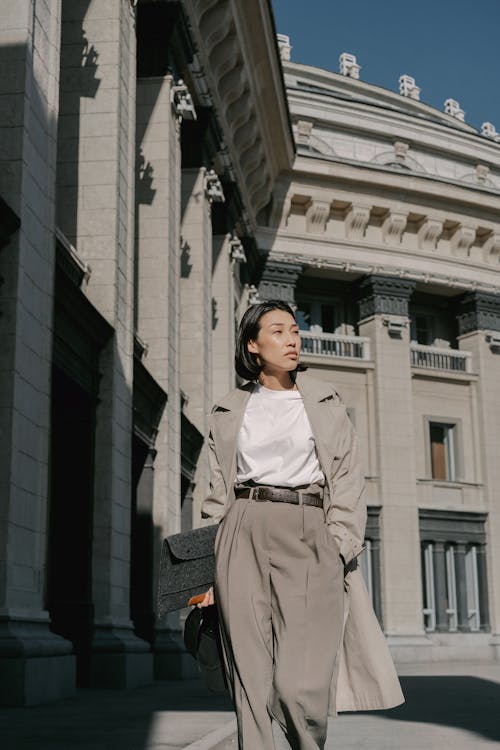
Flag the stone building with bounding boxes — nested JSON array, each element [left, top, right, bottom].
[[258, 43, 500, 663], [0, 0, 292, 705], [1, 0, 499, 709]]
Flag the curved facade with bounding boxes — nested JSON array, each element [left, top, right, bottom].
[[255, 58, 500, 661]]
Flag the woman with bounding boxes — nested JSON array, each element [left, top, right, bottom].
[[198, 300, 404, 750]]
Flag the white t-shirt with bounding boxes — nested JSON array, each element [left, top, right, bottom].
[[236, 382, 325, 487]]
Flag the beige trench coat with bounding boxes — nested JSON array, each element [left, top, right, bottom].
[[201, 369, 404, 714]]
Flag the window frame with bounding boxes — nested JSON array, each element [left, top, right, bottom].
[[423, 415, 464, 483]]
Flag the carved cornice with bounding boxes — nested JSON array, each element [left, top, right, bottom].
[[417, 218, 443, 251], [482, 232, 500, 264], [450, 225, 476, 258], [455, 290, 500, 334], [381, 211, 407, 245], [263, 248, 500, 297], [184, 0, 294, 225], [345, 204, 370, 240], [355, 274, 416, 319], [305, 199, 330, 234]]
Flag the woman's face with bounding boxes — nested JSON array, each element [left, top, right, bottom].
[[247, 309, 301, 374]]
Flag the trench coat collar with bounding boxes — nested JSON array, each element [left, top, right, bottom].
[[212, 370, 337, 412], [209, 370, 341, 490]]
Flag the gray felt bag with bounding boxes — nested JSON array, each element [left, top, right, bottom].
[[157, 524, 219, 614]]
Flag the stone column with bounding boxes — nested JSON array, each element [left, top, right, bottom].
[[258, 258, 303, 305], [180, 167, 213, 435], [56, 0, 151, 687], [134, 74, 184, 678], [0, 0, 76, 705], [212, 233, 236, 403], [454, 543, 469, 632], [456, 291, 500, 650], [356, 275, 425, 644], [432, 542, 448, 632]]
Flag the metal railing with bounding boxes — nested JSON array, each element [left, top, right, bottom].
[[299, 331, 370, 360], [410, 343, 472, 372]]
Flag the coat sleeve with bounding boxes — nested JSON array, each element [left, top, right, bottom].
[[325, 408, 367, 567], [200, 420, 228, 524]]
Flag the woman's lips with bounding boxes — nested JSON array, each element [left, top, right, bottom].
[[285, 352, 297, 358]]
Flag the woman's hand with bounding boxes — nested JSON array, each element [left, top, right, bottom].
[[197, 586, 215, 607]]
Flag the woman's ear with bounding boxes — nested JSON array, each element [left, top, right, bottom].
[[247, 339, 258, 354]]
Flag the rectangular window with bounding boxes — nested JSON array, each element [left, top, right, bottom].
[[429, 422, 456, 481], [410, 313, 434, 345], [465, 545, 481, 632], [421, 542, 436, 632]]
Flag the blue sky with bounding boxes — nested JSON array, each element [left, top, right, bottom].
[[272, 0, 500, 132]]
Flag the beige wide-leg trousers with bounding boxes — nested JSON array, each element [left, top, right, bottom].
[[214, 486, 344, 750]]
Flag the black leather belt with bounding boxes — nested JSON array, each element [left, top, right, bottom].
[[235, 485, 323, 508]]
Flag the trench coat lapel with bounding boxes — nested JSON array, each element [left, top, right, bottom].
[[208, 382, 253, 489], [294, 370, 346, 482]]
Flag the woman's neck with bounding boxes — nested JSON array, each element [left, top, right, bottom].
[[257, 371, 297, 391]]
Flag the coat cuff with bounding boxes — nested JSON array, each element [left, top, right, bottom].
[[326, 523, 365, 566]]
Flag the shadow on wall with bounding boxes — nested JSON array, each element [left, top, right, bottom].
[[356, 675, 500, 744]]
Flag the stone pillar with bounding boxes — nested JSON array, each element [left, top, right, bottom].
[[432, 542, 448, 632], [476, 545, 490, 631], [0, 0, 76, 705], [134, 75, 184, 678], [180, 167, 213, 435], [356, 275, 425, 643], [258, 258, 303, 305], [456, 291, 500, 648], [454, 543, 469, 632], [56, 0, 151, 688], [212, 233, 237, 403]]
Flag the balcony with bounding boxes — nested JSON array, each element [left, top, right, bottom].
[[299, 331, 371, 360], [410, 343, 472, 373]]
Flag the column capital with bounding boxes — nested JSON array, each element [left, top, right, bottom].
[[258, 258, 303, 305], [455, 290, 500, 335], [355, 273, 416, 320]]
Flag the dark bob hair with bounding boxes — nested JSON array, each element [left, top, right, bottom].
[[235, 299, 308, 381]]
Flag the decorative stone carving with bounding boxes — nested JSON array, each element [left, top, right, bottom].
[[229, 234, 246, 263], [339, 53, 360, 79], [450, 225, 476, 258], [381, 211, 407, 245], [305, 200, 330, 234], [277, 34, 292, 61], [204, 169, 225, 202], [482, 232, 500, 264], [258, 259, 303, 304], [356, 274, 416, 320], [417, 218, 443, 252], [345, 204, 370, 240], [444, 98, 465, 121], [296, 120, 314, 148], [247, 284, 261, 304], [171, 79, 197, 120], [455, 291, 500, 334], [480, 122, 500, 141], [399, 75, 420, 100], [476, 164, 490, 184], [393, 141, 410, 164]]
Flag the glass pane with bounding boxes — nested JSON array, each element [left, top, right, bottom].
[[430, 423, 447, 480], [296, 302, 312, 331], [321, 304, 336, 333]]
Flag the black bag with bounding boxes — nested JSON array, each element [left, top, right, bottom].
[[183, 605, 227, 693], [157, 523, 219, 615]]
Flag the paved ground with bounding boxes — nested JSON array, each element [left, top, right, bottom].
[[1, 661, 499, 749]]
